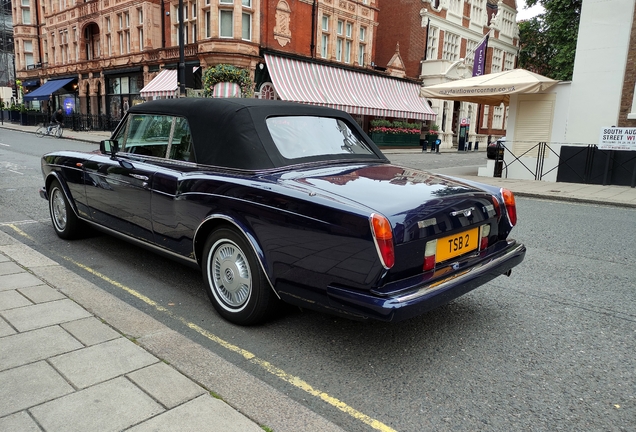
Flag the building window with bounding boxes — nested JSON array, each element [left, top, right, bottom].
[[138, 7, 143, 24], [493, 104, 504, 129], [482, 105, 489, 128], [501, 9, 515, 37], [205, 11, 211, 37], [24, 40, 34, 67], [73, 27, 78, 61], [139, 29, 144, 50], [345, 40, 351, 64], [427, 26, 439, 60], [336, 20, 343, 61], [220, 9, 233, 38], [321, 15, 330, 59], [449, 0, 461, 15], [321, 15, 329, 31], [358, 26, 366, 66], [242, 12, 251, 40], [21, 0, 31, 25], [471, 0, 484, 24], [465, 39, 477, 67], [242, 0, 251, 6], [504, 53, 515, 71], [321, 34, 329, 58], [106, 16, 111, 33], [345, 22, 352, 38], [220, 0, 232, 3], [491, 48, 503, 73], [43, 40, 48, 63], [442, 31, 459, 61]]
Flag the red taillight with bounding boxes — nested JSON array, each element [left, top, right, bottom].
[[501, 188, 517, 226], [423, 240, 437, 271], [491, 195, 501, 221], [370, 213, 394, 269]]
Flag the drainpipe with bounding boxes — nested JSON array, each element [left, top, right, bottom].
[[310, 0, 316, 58], [161, 0, 166, 48], [34, 0, 43, 67]]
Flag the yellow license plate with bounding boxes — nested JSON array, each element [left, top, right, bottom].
[[436, 227, 479, 262]]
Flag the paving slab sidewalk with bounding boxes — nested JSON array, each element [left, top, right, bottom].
[[0, 231, 345, 432]]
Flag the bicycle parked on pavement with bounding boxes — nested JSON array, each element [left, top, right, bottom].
[[36, 123, 63, 139]]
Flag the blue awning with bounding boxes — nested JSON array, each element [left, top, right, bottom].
[[23, 78, 74, 101]]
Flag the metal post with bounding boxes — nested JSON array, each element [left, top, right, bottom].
[[602, 150, 612, 186], [178, 0, 186, 97]]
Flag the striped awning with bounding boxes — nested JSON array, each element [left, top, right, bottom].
[[212, 82, 241, 98], [264, 54, 436, 121], [140, 69, 179, 98]]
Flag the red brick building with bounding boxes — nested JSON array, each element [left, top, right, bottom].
[[12, 0, 435, 128]]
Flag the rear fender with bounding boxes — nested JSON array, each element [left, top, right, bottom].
[[193, 214, 279, 299]]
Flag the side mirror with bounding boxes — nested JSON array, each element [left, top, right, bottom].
[[100, 139, 119, 158]]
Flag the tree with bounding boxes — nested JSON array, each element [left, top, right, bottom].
[[518, 0, 582, 81]]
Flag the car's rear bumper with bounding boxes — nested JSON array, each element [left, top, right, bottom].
[[326, 239, 526, 322]]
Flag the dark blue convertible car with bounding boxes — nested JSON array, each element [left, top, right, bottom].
[[40, 98, 525, 325]]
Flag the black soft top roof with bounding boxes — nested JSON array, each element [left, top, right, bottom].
[[126, 98, 387, 170]]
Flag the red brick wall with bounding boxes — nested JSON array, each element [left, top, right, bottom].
[[261, 0, 314, 57], [375, 0, 427, 78], [619, 5, 636, 126]]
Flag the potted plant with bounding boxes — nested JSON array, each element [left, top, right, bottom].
[[19, 104, 29, 125], [9, 103, 21, 122], [369, 119, 421, 146]]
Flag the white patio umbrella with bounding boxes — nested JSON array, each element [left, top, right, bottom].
[[420, 69, 559, 105]]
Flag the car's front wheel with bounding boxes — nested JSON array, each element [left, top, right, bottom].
[[202, 227, 278, 325], [48, 179, 81, 239]]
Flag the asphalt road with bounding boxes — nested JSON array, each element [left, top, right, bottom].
[[1, 129, 635, 431]]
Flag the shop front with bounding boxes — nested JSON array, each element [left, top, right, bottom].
[[104, 68, 144, 120]]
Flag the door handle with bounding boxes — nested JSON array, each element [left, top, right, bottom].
[[130, 174, 149, 181]]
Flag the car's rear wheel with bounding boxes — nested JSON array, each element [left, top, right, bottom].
[[202, 227, 277, 325], [48, 179, 81, 239]]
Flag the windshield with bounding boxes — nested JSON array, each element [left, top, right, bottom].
[[266, 116, 374, 160]]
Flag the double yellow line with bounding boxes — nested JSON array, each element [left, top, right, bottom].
[[66, 257, 397, 432]]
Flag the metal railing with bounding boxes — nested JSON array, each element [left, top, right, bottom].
[[496, 141, 636, 187], [69, 114, 120, 132]]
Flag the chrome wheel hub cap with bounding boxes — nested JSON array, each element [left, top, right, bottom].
[[212, 242, 251, 308]]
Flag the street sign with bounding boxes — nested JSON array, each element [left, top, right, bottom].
[[599, 127, 636, 151], [460, 118, 469, 126]]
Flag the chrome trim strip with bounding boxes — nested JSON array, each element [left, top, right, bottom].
[[79, 217, 199, 265], [394, 242, 525, 303], [194, 215, 280, 300]]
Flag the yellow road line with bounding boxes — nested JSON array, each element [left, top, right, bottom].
[[64, 257, 397, 432], [7, 224, 35, 241]]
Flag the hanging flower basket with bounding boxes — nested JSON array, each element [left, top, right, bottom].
[[203, 64, 253, 98]]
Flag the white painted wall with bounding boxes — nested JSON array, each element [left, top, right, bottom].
[[566, 0, 636, 143], [479, 83, 571, 181]]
